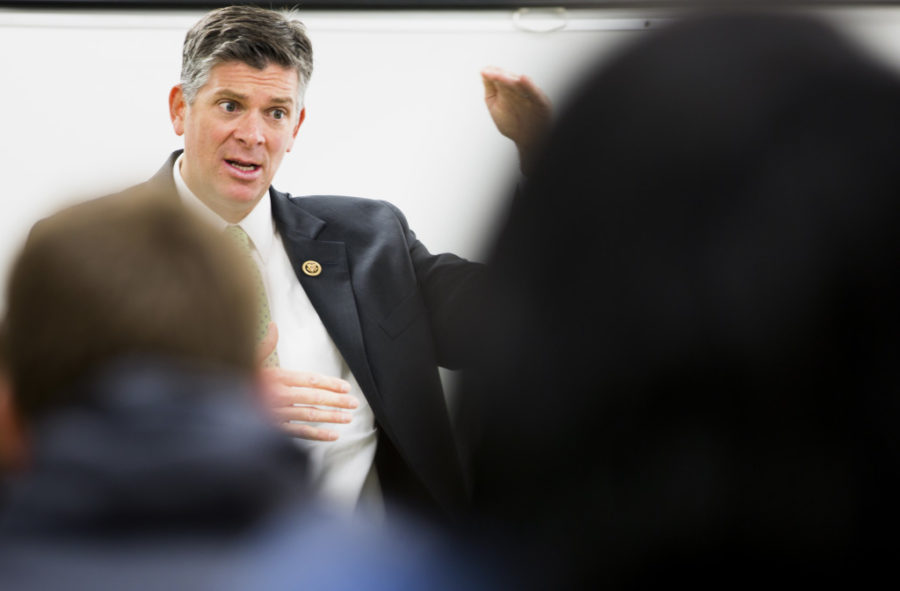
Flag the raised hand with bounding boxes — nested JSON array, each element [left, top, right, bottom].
[[481, 66, 553, 175]]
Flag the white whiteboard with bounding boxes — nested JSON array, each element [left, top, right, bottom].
[[2, 6, 900, 303]]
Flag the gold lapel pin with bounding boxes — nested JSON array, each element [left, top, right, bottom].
[[302, 260, 322, 277]]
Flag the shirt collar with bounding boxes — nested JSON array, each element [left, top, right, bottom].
[[173, 153, 276, 262]]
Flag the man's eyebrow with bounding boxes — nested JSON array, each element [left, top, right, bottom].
[[211, 89, 294, 107], [213, 90, 249, 101], [269, 96, 295, 106]]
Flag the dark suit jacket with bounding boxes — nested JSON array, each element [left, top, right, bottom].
[[142, 151, 482, 516]]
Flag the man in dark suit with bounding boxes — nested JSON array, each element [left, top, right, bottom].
[[143, 5, 549, 520]]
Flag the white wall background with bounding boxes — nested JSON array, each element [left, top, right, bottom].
[[3, 5, 900, 302]]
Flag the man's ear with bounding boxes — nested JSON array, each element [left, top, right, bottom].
[[0, 377, 27, 472], [169, 85, 187, 136], [286, 107, 306, 153]]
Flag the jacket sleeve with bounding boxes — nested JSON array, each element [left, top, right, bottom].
[[379, 201, 487, 370]]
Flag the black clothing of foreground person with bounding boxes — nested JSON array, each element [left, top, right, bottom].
[[459, 12, 900, 589]]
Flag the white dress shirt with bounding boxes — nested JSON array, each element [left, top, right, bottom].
[[173, 155, 381, 518]]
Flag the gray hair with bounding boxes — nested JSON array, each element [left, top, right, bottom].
[[180, 6, 313, 109]]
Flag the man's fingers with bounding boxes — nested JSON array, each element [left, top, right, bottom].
[[482, 66, 525, 102], [481, 65, 517, 84], [517, 74, 553, 108], [263, 376, 358, 409], [264, 368, 352, 394], [272, 386, 359, 409], [482, 66, 551, 106], [279, 422, 340, 442], [256, 322, 278, 365], [257, 366, 358, 442], [482, 67, 527, 95], [273, 406, 353, 424]]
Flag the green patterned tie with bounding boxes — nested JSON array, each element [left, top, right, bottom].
[[224, 225, 280, 368]]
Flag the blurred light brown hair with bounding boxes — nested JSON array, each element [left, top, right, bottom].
[[3, 191, 258, 421]]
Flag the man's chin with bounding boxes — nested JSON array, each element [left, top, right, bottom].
[[222, 185, 266, 207]]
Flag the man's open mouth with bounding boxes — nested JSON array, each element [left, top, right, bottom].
[[226, 159, 260, 172]]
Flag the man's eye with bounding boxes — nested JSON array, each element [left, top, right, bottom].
[[221, 101, 237, 113], [272, 109, 286, 120]]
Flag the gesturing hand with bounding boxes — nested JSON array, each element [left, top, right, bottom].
[[257, 323, 359, 441], [481, 66, 553, 176]]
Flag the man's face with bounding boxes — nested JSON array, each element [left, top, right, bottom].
[[169, 61, 305, 222]]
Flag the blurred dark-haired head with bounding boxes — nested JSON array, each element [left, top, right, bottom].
[[4, 191, 258, 422], [461, 12, 900, 587]]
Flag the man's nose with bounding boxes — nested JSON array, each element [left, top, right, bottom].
[[234, 112, 265, 145]]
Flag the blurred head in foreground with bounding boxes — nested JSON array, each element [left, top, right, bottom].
[[4, 192, 257, 424], [460, 11, 900, 588], [0, 193, 311, 536]]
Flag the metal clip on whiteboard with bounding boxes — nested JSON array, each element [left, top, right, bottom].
[[513, 8, 568, 33]]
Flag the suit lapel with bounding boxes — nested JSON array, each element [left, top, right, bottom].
[[149, 154, 382, 405], [270, 190, 382, 409]]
